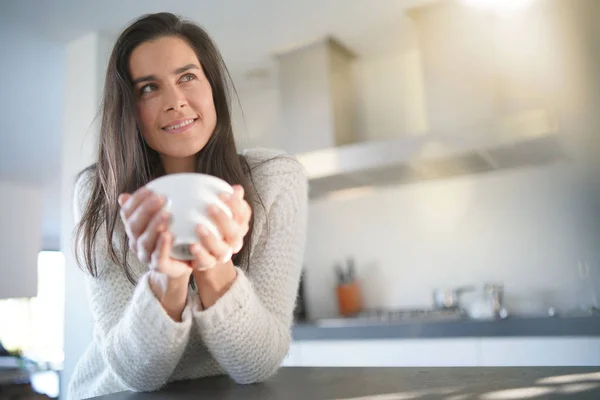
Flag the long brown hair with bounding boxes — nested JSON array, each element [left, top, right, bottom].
[[75, 12, 258, 284]]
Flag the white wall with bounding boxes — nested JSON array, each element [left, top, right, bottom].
[[60, 31, 112, 398], [232, 74, 281, 151], [303, 164, 600, 319], [0, 24, 64, 183], [0, 23, 65, 251], [0, 182, 44, 299]]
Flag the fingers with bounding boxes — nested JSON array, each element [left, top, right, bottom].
[[190, 241, 218, 271], [127, 193, 166, 238], [118, 193, 132, 209], [223, 185, 252, 225], [215, 185, 251, 254], [207, 204, 244, 254], [118, 188, 151, 219], [233, 184, 244, 200], [196, 225, 233, 264], [137, 211, 169, 264], [118, 188, 167, 262], [149, 231, 195, 280], [149, 231, 175, 274]]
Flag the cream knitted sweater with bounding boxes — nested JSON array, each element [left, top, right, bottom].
[[67, 149, 308, 400]]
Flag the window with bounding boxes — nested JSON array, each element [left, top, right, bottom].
[[0, 251, 65, 370]]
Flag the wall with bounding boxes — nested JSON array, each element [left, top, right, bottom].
[[60, 31, 113, 398], [0, 182, 44, 299], [0, 24, 64, 183], [231, 72, 281, 151], [0, 23, 65, 251], [303, 164, 600, 320]]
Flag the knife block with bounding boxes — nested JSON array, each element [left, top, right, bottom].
[[336, 281, 363, 317]]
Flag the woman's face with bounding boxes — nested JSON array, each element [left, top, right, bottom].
[[129, 36, 217, 172]]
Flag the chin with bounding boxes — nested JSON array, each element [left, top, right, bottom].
[[160, 139, 209, 158]]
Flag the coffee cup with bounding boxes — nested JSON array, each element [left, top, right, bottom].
[[145, 173, 233, 260]]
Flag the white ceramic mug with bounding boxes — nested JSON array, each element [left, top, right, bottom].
[[145, 173, 234, 260]]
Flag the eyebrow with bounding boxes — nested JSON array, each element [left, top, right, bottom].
[[131, 63, 200, 86]]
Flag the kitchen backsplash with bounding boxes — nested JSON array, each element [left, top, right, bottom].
[[302, 162, 600, 320]]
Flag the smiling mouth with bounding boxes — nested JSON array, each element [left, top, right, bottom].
[[162, 118, 198, 132]]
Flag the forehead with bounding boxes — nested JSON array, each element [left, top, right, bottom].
[[129, 36, 200, 79]]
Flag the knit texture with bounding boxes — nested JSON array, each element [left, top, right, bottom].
[[67, 148, 308, 400]]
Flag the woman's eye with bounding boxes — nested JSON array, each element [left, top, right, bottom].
[[139, 84, 157, 94], [180, 73, 196, 83]]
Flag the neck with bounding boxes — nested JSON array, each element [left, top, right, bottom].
[[161, 155, 197, 174]]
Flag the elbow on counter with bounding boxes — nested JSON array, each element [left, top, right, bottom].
[[108, 367, 169, 394], [66, 368, 169, 400], [121, 379, 168, 394], [230, 330, 291, 385], [103, 349, 170, 394]]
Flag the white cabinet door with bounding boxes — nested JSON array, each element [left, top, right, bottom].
[[281, 342, 304, 366], [480, 337, 600, 366], [297, 339, 479, 367]]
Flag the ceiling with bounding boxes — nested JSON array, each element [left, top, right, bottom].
[[0, 0, 439, 249], [1, 0, 438, 73]]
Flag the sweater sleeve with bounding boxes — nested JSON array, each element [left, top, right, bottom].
[[191, 157, 308, 384], [71, 170, 193, 394]]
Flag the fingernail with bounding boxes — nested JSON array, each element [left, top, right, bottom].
[[221, 193, 232, 201], [221, 247, 233, 263], [198, 225, 209, 236], [118, 194, 125, 206]]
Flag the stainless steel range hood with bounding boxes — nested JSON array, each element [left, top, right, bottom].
[[275, 2, 572, 200], [296, 113, 568, 199]]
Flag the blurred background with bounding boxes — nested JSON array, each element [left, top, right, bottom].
[[0, 0, 599, 398]]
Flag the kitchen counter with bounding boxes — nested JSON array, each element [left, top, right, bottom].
[[293, 315, 600, 341], [90, 366, 600, 399]]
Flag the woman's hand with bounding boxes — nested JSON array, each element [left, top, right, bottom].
[[189, 184, 251, 308], [189, 184, 252, 271], [118, 188, 193, 280], [119, 188, 193, 321]]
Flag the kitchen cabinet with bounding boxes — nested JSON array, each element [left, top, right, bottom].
[[479, 337, 600, 367], [282, 342, 304, 366], [283, 337, 600, 367], [283, 339, 478, 367]]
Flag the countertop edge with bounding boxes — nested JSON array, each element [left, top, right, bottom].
[[292, 316, 600, 341]]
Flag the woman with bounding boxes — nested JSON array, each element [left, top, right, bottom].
[[68, 12, 307, 400]]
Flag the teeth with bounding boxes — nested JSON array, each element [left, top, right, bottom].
[[165, 119, 194, 130]]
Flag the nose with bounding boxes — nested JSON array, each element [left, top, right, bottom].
[[163, 85, 187, 112]]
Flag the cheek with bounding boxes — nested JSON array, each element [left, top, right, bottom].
[[136, 101, 160, 134], [188, 84, 216, 118]]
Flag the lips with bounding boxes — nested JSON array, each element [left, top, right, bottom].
[[162, 118, 198, 131]]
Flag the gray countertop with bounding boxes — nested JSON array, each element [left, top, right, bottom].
[[90, 366, 600, 399], [292, 316, 600, 341]]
